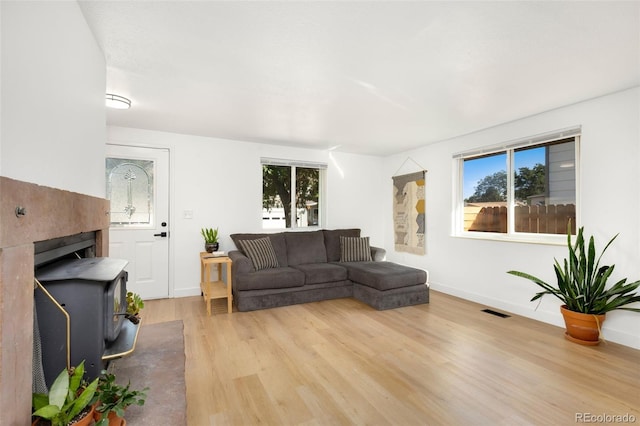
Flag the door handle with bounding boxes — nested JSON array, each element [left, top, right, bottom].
[[154, 232, 168, 237]]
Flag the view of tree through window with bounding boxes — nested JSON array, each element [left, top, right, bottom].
[[462, 138, 576, 235], [263, 164, 321, 228], [464, 152, 507, 203]]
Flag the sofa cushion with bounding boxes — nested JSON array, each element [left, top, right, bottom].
[[292, 263, 348, 285], [285, 231, 327, 265], [231, 233, 288, 267], [323, 228, 360, 262], [234, 267, 305, 291], [237, 237, 279, 271], [340, 236, 372, 262], [342, 261, 427, 291]]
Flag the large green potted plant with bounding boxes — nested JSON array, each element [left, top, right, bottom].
[[201, 227, 219, 253], [508, 223, 640, 345], [93, 370, 147, 426], [32, 361, 99, 426]]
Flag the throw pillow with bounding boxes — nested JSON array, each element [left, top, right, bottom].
[[340, 236, 372, 262], [238, 237, 280, 271]]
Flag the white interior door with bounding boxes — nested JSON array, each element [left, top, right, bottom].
[[106, 145, 170, 299]]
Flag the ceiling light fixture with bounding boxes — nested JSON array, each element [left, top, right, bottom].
[[105, 93, 131, 109]]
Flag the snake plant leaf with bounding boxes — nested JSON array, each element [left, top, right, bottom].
[[32, 393, 49, 411], [201, 227, 219, 243], [32, 361, 97, 426], [66, 377, 98, 421], [69, 360, 85, 394], [31, 404, 61, 420], [48, 368, 69, 409], [507, 221, 640, 315]]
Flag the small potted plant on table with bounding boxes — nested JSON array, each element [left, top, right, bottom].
[[201, 227, 219, 253], [508, 223, 640, 345]]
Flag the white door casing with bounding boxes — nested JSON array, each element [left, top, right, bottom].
[[106, 145, 170, 299]]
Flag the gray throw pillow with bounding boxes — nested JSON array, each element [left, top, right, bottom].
[[238, 237, 280, 271], [340, 236, 372, 262]]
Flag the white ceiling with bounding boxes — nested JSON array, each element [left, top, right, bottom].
[[79, 1, 640, 156]]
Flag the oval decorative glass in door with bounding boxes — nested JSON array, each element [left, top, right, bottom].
[[106, 158, 154, 226]]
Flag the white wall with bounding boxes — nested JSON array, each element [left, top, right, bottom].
[[382, 87, 640, 349], [106, 126, 385, 298], [0, 1, 106, 197], [4, 2, 636, 349]]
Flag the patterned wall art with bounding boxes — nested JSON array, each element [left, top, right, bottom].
[[392, 170, 426, 255]]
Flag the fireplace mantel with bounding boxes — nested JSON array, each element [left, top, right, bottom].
[[0, 176, 110, 424]]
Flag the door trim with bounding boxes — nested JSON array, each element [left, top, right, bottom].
[[106, 143, 174, 299]]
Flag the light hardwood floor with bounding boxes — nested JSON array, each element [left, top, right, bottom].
[[141, 291, 639, 425]]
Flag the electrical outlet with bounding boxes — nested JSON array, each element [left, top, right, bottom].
[[183, 210, 194, 219]]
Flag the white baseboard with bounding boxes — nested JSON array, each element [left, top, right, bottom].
[[173, 287, 202, 298], [429, 282, 640, 350]]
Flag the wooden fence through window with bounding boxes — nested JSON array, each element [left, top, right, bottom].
[[465, 204, 576, 234]]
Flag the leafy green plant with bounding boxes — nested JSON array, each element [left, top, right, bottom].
[[94, 370, 147, 425], [126, 291, 144, 316], [508, 223, 640, 314], [125, 291, 144, 324], [201, 227, 219, 244], [32, 361, 99, 426]]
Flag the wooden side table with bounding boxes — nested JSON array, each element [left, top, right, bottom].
[[199, 252, 233, 316]]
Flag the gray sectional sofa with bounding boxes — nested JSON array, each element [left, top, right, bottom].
[[229, 228, 429, 312]]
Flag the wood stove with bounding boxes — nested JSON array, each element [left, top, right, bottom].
[[33, 233, 137, 388]]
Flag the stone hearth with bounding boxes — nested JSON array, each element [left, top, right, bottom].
[[0, 176, 110, 424]]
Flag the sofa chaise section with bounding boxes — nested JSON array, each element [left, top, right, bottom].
[[342, 261, 429, 310]]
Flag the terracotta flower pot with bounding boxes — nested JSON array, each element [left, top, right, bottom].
[[33, 404, 95, 426], [560, 305, 606, 345], [94, 409, 127, 426], [74, 405, 97, 426]]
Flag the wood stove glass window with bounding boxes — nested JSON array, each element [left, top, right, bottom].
[[106, 158, 154, 226]]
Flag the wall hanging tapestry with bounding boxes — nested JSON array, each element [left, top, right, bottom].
[[392, 170, 426, 255]]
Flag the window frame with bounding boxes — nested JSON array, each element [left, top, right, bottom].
[[261, 158, 327, 230], [452, 127, 581, 245]]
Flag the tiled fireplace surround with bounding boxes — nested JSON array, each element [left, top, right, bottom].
[[0, 176, 110, 424]]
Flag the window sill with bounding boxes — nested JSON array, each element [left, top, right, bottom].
[[261, 226, 323, 232], [453, 231, 567, 246]]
